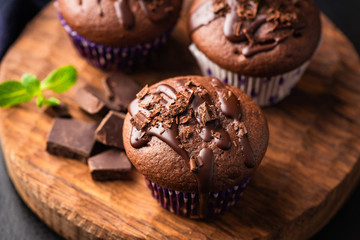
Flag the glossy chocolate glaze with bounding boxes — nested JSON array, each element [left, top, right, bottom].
[[129, 78, 255, 217], [189, 0, 306, 57], [211, 78, 241, 120], [114, 0, 135, 30], [196, 148, 214, 218], [88, 0, 175, 30]]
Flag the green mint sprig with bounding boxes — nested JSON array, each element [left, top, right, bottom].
[[0, 65, 77, 108]]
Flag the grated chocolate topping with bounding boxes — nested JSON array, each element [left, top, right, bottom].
[[189, 0, 307, 57]]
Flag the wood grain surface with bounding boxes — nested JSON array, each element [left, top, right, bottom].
[[1, 1, 360, 240]]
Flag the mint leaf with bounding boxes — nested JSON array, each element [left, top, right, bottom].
[[36, 94, 60, 108], [0, 81, 34, 107], [36, 95, 45, 108], [21, 74, 40, 95], [0, 65, 77, 108], [40, 65, 77, 93], [42, 97, 60, 106]]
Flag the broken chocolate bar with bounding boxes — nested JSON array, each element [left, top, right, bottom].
[[46, 118, 97, 163], [88, 149, 132, 181], [74, 86, 121, 116], [44, 103, 72, 118], [95, 111, 126, 149], [103, 72, 141, 109]]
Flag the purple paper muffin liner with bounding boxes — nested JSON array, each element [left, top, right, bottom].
[[145, 176, 250, 218], [57, 12, 172, 70], [189, 43, 317, 107]]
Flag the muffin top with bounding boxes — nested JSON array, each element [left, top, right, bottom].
[[188, 0, 321, 76], [123, 76, 269, 193], [57, 0, 183, 46]]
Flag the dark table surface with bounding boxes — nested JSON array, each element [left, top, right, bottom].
[[0, 0, 360, 239]]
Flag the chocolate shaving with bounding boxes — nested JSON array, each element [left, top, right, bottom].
[[198, 102, 217, 125], [190, 156, 204, 172], [238, 122, 248, 137], [136, 84, 149, 100], [211, 130, 221, 139], [180, 114, 192, 125], [130, 112, 150, 130], [180, 126, 193, 143]]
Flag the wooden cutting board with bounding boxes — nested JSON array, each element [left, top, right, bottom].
[[1, 2, 360, 240]]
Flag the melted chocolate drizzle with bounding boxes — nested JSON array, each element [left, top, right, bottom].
[[195, 148, 214, 218], [114, 0, 135, 30], [189, 0, 306, 57], [129, 78, 255, 217]]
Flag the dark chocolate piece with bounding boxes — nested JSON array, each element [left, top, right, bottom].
[[198, 102, 217, 125], [95, 111, 126, 149], [88, 149, 132, 181], [46, 119, 97, 163], [74, 86, 121, 116], [44, 103, 72, 118], [103, 72, 141, 110]]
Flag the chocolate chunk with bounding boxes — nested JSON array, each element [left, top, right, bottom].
[[136, 84, 149, 100], [198, 102, 217, 125], [103, 72, 141, 109], [74, 87, 121, 116], [130, 112, 150, 130], [167, 91, 193, 117], [44, 103, 72, 118], [95, 111, 126, 149], [46, 119, 97, 163], [88, 149, 132, 181]]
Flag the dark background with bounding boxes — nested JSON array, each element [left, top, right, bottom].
[[0, 0, 359, 239]]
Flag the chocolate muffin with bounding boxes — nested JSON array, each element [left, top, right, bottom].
[[56, 0, 183, 70], [123, 76, 269, 218], [188, 0, 322, 106]]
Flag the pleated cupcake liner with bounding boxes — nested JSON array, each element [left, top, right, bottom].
[[57, 12, 172, 71], [189, 43, 312, 107], [145, 176, 250, 218]]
